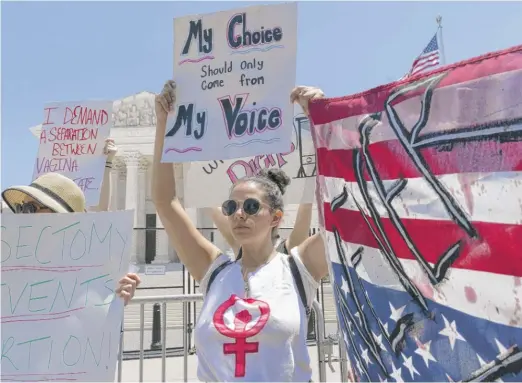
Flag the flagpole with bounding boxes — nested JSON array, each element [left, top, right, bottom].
[[436, 15, 447, 65]]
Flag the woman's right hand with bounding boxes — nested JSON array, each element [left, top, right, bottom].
[[116, 273, 141, 306], [155, 80, 177, 123]]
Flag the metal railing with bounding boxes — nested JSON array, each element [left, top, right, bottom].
[[128, 226, 336, 353], [117, 294, 350, 382]]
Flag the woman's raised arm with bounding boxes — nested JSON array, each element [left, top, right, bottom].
[[285, 203, 313, 252], [152, 81, 221, 282], [290, 85, 329, 281]]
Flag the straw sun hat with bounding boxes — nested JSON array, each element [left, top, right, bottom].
[[2, 172, 86, 213]]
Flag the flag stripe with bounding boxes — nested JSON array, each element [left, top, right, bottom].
[[324, 232, 522, 328], [311, 67, 522, 150], [323, 202, 522, 277], [309, 45, 522, 125], [411, 53, 440, 75], [411, 52, 439, 69], [320, 172, 522, 225], [316, 138, 522, 181], [411, 59, 440, 75]]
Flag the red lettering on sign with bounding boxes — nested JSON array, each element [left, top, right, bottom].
[[36, 157, 79, 173], [43, 107, 57, 125], [39, 129, 48, 144], [51, 143, 97, 157], [63, 106, 109, 126], [48, 127, 99, 142], [225, 143, 296, 183]]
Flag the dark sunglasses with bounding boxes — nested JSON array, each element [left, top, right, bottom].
[[13, 202, 41, 214], [221, 198, 263, 217]]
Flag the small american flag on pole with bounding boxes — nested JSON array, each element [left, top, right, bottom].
[[309, 45, 522, 382], [409, 33, 440, 76]]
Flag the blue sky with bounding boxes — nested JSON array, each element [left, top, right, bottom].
[[2, 1, 521, 188]]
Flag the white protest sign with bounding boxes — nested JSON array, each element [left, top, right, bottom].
[[182, 108, 316, 208], [0, 210, 133, 382], [33, 101, 113, 207], [162, 2, 297, 162]]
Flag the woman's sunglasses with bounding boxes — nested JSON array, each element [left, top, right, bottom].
[[13, 201, 41, 214], [221, 198, 263, 217]]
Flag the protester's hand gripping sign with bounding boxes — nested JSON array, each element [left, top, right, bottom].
[[33, 101, 113, 207], [161, 3, 297, 163]]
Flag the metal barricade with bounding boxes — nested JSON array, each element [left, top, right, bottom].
[[117, 295, 341, 382]]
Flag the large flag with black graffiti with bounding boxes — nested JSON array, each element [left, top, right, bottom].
[[309, 45, 522, 382]]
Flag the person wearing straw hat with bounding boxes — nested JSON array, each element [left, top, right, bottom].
[[1, 138, 118, 214], [2, 172, 87, 213]]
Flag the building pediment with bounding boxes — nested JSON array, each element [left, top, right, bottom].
[[29, 91, 158, 138], [113, 91, 157, 128]]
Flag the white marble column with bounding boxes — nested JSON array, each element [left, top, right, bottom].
[[118, 168, 127, 214], [110, 158, 123, 211], [154, 213, 170, 264], [137, 158, 148, 261], [123, 151, 142, 264]]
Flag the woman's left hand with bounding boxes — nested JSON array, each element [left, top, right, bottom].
[[104, 138, 118, 163]]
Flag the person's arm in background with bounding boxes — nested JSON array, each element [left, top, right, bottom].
[[285, 203, 313, 252], [208, 207, 240, 256], [285, 86, 324, 253], [89, 138, 117, 212], [290, 85, 329, 282]]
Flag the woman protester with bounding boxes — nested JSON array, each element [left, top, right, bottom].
[[117, 80, 328, 382], [210, 199, 314, 259]]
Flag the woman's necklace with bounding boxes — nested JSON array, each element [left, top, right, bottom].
[[242, 268, 251, 298], [239, 251, 277, 298], [241, 264, 256, 298]]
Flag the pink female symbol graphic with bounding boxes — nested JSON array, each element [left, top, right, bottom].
[[212, 294, 271, 377]]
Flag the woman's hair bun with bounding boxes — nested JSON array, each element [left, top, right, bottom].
[[258, 168, 291, 195]]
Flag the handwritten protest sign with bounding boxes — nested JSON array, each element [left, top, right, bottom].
[[33, 101, 113, 207], [0, 210, 133, 382], [182, 108, 316, 207], [162, 3, 297, 163]]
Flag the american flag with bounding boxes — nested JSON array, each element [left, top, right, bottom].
[[409, 33, 440, 76], [309, 45, 522, 382]]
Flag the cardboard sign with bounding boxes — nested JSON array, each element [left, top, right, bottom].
[[162, 3, 298, 162], [33, 101, 113, 207], [1, 210, 133, 381]]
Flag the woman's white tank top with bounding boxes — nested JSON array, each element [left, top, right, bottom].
[[194, 249, 318, 382]]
